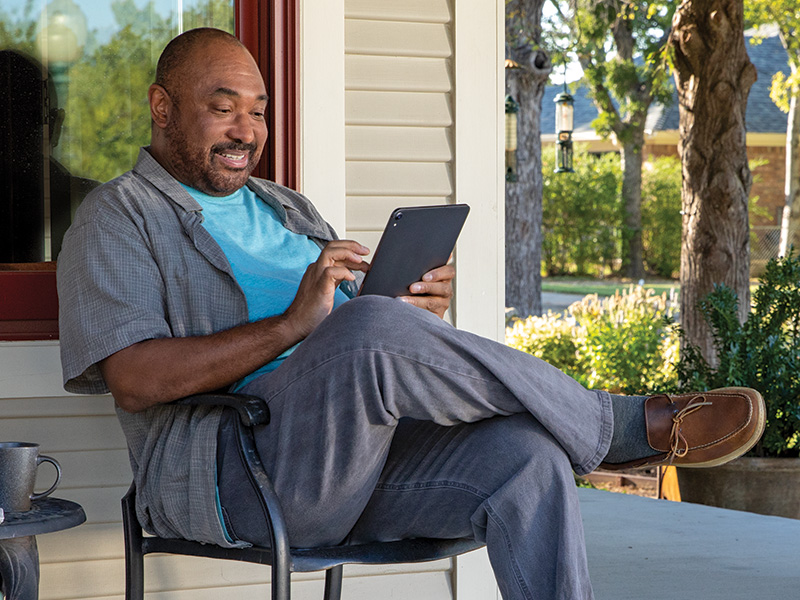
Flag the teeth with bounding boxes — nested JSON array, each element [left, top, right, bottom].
[[220, 152, 245, 159]]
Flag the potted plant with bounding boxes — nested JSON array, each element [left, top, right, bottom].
[[675, 251, 800, 518]]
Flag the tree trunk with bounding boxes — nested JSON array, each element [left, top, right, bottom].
[[669, 0, 757, 364], [779, 83, 800, 257], [576, 8, 652, 281], [505, 0, 551, 317], [613, 12, 646, 282], [620, 136, 645, 280]]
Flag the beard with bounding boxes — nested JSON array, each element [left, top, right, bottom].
[[164, 115, 261, 196]]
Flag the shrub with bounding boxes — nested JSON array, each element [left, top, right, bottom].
[[506, 313, 589, 375], [541, 148, 622, 276], [507, 286, 679, 395], [641, 155, 682, 278], [542, 149, 684, 278], [677, 252, 800, 458], [570, 287, 680, 394]]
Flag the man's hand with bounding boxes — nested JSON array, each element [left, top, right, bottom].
[[399, 264, 455, 319], [285, 240, 370, 338]]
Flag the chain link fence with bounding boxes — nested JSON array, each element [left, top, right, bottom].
[[750, 225, 798, 277]]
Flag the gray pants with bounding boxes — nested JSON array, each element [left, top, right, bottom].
[[218, 295, 612, 599]]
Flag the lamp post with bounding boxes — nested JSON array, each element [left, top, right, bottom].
[[505, 94, 519, 183], [37, 0, 88, 110], [553, 83, 574, 173]]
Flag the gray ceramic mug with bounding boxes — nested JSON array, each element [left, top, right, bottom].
[[0, 442, 62, 512]]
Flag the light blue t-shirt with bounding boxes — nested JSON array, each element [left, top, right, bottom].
[[183, 184, 349, 389]]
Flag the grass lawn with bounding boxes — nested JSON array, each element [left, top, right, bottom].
[[541, 277, 761, 299], [541, 276, 679, 297]]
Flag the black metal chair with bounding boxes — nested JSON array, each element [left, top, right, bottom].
[[122, 392, 484, 600]]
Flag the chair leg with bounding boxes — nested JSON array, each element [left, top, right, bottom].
[[124, 543, 145, 600], [271, 560, 291, 600], [323, 565, 343, 600], [121, 490, 145, 600]]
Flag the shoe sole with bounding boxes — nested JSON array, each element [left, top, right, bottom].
[[677, 387, 766, 469]]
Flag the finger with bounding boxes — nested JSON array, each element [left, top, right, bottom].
[[319, 245, 365, 262], [421, 264, 456, 283], [344, 259, 371, 273], [322, 240, 370, 256], [408, 280, 453, 298], [399, 295, 448, 317], [319, 247, 371, 271], [320, 265, 357, 284]]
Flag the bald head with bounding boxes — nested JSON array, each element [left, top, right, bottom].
[[155, 28, 247, 101]]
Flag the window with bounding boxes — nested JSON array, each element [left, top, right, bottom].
[[0, 0, 298, 340]]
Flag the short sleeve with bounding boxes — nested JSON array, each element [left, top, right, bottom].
[[57, 191, 172, 394]]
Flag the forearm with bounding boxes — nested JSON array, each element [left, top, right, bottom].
[[101, 240, 370, 412], [101, 314, 302, 413]]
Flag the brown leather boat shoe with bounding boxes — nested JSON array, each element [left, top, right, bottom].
[[601, 387, 765, 471]]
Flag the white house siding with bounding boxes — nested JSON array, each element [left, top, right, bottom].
[[341, 0, 505, 341], [343, 0, 454, 269], [0, 0, 503, 598]]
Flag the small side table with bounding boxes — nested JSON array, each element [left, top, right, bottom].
[[0, 498, 86, 600]]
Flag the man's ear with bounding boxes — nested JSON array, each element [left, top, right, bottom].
[[149, 84, 172, 129]]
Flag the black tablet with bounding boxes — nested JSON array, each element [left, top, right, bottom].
[[358, 204, 470, 298]]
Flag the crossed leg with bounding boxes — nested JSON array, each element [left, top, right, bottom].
[[218, 296, 608, 598]]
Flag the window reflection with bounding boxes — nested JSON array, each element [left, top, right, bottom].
[[0, 0, 234, 263], [0, 49, 97, 262]]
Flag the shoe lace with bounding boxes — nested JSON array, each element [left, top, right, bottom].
[[657, 394, 714, 497], [667, 395, 713, 463]]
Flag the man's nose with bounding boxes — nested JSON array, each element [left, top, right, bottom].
[[228, 112, 256, 143]]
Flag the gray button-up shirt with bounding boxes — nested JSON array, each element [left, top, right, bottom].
[[58, 148, 358, 546]]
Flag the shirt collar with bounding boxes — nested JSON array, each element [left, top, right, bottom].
[[133, 147, 297, 221]]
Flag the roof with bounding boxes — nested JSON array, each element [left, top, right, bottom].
[[538, 31, 790, 136]]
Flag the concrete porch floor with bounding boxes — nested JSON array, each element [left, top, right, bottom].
[[579, 487, 800, 599]]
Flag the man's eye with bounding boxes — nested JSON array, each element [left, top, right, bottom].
[[214, 107, 232, 114], [252, 111, 265, 119]]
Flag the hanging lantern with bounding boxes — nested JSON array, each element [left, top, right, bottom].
[[553, 86, 574, 173], [505, 94, 519, 183]]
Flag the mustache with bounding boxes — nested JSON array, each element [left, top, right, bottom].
[[211, 141, 258, 155]]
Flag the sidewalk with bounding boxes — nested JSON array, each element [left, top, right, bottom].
[[541, 291, 584, 314], [580, 487, 800, 599]]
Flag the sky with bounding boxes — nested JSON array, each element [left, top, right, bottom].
[[542, 1, 584, 84], [5, 0, 117, 32], [3, 0, 221, 54]]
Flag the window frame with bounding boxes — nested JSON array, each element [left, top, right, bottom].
[[237, 0, 300, 189], [1, 0, 299, 342]]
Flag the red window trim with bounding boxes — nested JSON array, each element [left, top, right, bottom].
[[0, 265, 59, 341], [236, 0, 300, 189], [0, 0, 300, 342]]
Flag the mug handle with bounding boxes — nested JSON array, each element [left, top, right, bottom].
[[31, 455, 62, 501]]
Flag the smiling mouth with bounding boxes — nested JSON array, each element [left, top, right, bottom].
[[214, 149, 249, 169]]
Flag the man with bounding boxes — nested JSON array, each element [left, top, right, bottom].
[[58, 28, 764, 599]]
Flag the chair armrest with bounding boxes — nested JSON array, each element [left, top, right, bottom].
[[172, 392, 269, 427], [172, 392, 289, 556]]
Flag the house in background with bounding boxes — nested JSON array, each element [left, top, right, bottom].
[[0, 0, 504, 597], [540, 28, 790, 273]]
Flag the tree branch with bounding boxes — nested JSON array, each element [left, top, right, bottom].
[[578, 54, 621, 126]]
